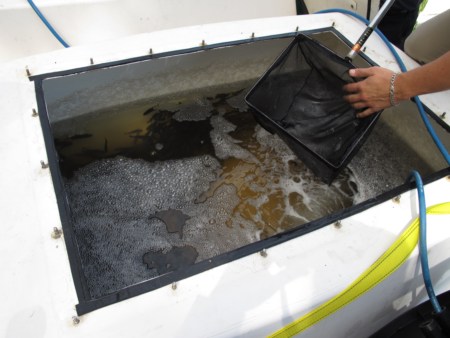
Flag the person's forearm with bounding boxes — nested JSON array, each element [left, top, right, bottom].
[[395, 51, 450, 101], [343, 51, 450, 118]]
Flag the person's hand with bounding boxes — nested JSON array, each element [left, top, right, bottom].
[[343, 67, 394, 118]]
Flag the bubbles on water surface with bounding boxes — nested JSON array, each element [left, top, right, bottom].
[[172, 97, 214, 121], [60, 87, 359, 298]]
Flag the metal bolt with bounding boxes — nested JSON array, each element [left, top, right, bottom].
[[32, 109, 38, 117], [90, 58, 94, 65], [363, 46, 367, 52], [334, 220, 342, 229], [393, 195, 401, 204], [201, 40, 206, 47], [149, 48, 153, 55], [51, 227, 62, 239], [251, 32, 255, 39], [25, 66, 31, 77], [295, 26, 299, 32], [332, 21, 335, 27], [260, 249, 267, 257], [440, 112, 446, 119], [72, 316, 80, 325], [40, 160, 49, 169], [171, 282, 177, 290]]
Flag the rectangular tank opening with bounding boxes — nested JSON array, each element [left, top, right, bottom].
[[36, 29, 450, 312]]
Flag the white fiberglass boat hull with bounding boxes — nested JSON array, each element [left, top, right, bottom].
[[1, 14, 450, 338], [0, 0, 389, 63]]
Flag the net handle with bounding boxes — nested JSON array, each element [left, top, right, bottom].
[[346, 0, 396, 60]]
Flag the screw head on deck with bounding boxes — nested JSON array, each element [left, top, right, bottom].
[[51, 227, 62, 239], [40, 160, 49, 169], [392, 195, 401, 204]]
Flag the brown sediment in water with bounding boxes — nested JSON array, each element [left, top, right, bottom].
[[56, 90, 357, 238], [54, 87, 358, 297]]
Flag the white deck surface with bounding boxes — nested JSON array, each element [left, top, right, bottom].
[[1, 13, 450, 338]]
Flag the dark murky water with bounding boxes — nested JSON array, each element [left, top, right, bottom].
[[52, 86, 358, 298]]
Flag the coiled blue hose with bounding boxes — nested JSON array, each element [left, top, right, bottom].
[[27, 0, 70, 48], [316, 8, 446, 314]]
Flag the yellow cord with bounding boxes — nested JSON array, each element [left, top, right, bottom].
[[269, 202, 450, 338]]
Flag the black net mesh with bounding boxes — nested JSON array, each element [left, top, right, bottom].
[[246, 33, 380, 183]]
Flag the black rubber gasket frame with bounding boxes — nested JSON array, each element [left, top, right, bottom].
[[30, 26, 450, 316]]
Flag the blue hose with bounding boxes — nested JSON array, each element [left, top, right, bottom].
[[410, 170, 443, 314], [316, 8, 446, 314], [27, 0, 70, 48], [316, 8, 450, 165]]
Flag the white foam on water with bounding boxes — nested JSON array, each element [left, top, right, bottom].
[[172, 97, 213, 121], [183, 183, 257, 261], [210, 115, 258, 163], [63, 88, 362, 298], [66, 155, 223, 297], [209, 121, 357, 237]]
